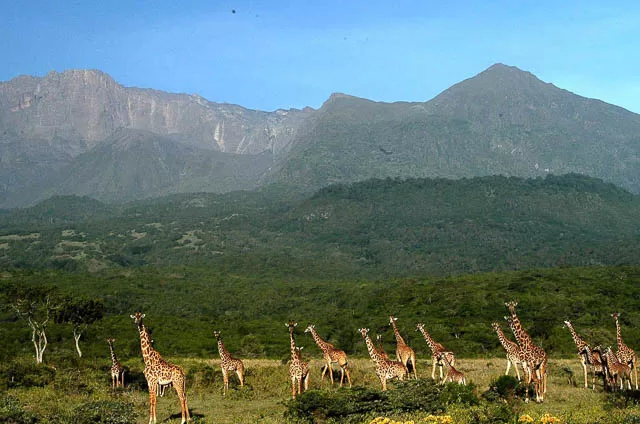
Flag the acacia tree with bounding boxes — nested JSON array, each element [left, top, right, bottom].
[[56, 297, 104, 358], [7, 285, 61, 364]]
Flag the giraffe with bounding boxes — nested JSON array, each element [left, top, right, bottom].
[[286, 321, 310, 398], [563, 320, 594, 389], [602, 346, 632, 390], [505, 301, 548, 403], [491, 322, 524, 381], [376, 333, 391, 361], [415, 323, 455, 380], [437, 352, 466, 385], [213, 330, 245, 395], [612, 312, 638, 390], [106, 338, 125, 389], [389, 316, 417, 379], [131, 312, 190, 424], [304, 324, 352, 387], [358, 327, 408, 391], [581, 345, 610, 390]]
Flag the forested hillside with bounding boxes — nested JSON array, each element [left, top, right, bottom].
[[0, 174, 638, 278]]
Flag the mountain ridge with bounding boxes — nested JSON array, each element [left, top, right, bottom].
[[2, 64, 640, 207]]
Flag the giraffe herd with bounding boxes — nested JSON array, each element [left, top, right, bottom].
[[107, 305, 637, 423]]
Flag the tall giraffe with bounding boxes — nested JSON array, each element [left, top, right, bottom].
[[491, 322, 524, 381], [505, 301, 547, 403], [376, 333, 391, 361], [612, 312, 638, 389], [131, 313, 190, 424], [415, 323, 455, 380], [358, 328, 407, 391], [304, 324, 352, 387], [286, 321, 310, 398], [437, 352, 466, 385], [213, 330, 245, 395], [389, 316, 417, 379], [563, 320, 593, 389], [106, 338, 125, 389]]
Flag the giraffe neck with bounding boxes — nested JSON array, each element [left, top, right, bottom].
[[137, 323, 157, 365], [566, 322, 588, 350], [494, 326, 513, 350], [418, 327, 439, 352], [108, 342, 119, 365], [390, 319, 407, 345], [615, 317, 626, 348], [309, 328, 331, 353], [363, 334, 384, 363], [508, 313, 533, 347], [289, 330, 299, 363], [217, 339, 232, 360]]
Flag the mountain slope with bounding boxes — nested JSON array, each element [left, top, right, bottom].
[[268, 64, 640, 193]]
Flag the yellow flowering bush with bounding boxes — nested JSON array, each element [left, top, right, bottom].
[[539, 413, 561, 424], [369, 415, 453, 424], [518, 415, 535, 423]]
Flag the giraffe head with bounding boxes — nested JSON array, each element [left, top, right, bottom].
[[612, 312, 620, 320], [304, 324, 315, 334], [563, 320, 572, 329], [505, 301, 518, 314], [376, 333, 384, 343], [213, 330, 221, 340], [415, 323, 425, 332], [286, 321, 298, 333], [130, 312, 145, 328], [106, 338, 116, 344], [358, 328, 370, 339], [490, 322, 501, 332], [389, 316, 398, 325]]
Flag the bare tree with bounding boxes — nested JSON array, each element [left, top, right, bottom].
[[56, 297, 104, 357], [7, 285, 60, 364]]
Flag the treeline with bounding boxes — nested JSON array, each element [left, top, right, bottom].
[[0, 174, 639, 279], [1, 265, 639, 362]]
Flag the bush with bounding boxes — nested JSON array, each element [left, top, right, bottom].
[[285, 379, 476, 423], [0, 359, 56, 389], [68, 400, 137, 424], [483, 375, 530, 403], [0, 395, 39, 424]]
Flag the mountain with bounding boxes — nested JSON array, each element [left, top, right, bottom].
[[0, 69, 312, 207], [1, 64, 640, 208], [269, 64, 640, 193]]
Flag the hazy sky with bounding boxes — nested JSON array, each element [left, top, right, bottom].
[[2, 1, 639, 113]]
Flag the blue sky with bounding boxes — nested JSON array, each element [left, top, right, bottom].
[[2, 1, 639, 113]]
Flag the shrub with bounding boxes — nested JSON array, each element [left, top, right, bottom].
[[68, 400, 137, 424], [0, 395, 39, 424], [0, 359, 56, 389]]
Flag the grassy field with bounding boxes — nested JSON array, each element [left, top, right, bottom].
[[5, 355, 640, 423]]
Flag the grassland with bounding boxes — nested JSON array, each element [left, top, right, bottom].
[[5, 355, 640, 423]]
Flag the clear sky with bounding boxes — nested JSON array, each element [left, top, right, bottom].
[[2, 1, 639, 113]]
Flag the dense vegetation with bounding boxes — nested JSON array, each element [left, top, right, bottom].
[[0, 174, 639, 279]]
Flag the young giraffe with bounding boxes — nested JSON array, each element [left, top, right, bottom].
[[437, 352, 466, 385], [304, 324, 352, 387], [491, 322, 524, 381], [602, 346, 632, 390], [358, 327, 408, 391], [376, 333, 391, 361], [563, 320, 594, 389], [582, 345, 610, 390], [106, 338, 125, 389], [213, 330, 245, 395], [415, 323, 455, 381], [286, 321, 310, 398], [131, 312, 190, 424], [612, 312, 638, 390], [505, 301, 548, 403], [389, 316, 417, 379]]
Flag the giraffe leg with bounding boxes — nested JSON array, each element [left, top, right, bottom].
[[411, 354, 417, 379], [514, 362, 521, 381], [582, 362, 588, 388], [431, 359, 437, 380], [320, 365, 327, 382], [148, 381, 158, 424], [122, 371, 125, 388], [505, 360, 511, 376], [174, 377, 190, 424], [291, 377, 297, 398], [236, 369, 244, 387], [339, 366, 344, 387], [222, 369, 229, 395]]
